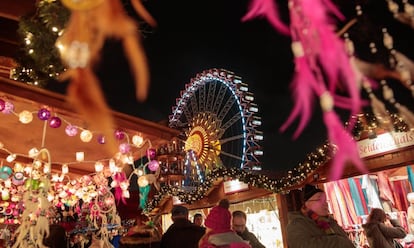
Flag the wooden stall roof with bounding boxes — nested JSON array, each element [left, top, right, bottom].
[[305, 145, 414, 186], [0, 76, 180, 178]]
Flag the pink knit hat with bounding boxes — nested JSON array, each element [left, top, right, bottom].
[[204, 199, 231, 232]]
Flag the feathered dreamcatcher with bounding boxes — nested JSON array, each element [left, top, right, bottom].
[[12, 148, 52, 248], [55, 0, 156, 157], [243, 0, 368, 180]]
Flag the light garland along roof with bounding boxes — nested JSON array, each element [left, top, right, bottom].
[[0, 76, 179, 179]]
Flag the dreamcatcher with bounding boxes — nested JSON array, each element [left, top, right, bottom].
[[88, 188, 121, 248], [55, 0, 156, 157], [12, 148, 52, 248]]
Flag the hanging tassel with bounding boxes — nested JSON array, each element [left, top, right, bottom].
[[139, 184, 151, 210], [395, 103, 414, 129], [279, 48, 317, 138], [113, 172, 128, 204], [65, 68, 118, 156], [361, 79, 393, 131], [320, 92, 367, 180], [242, 0, 290, 35]]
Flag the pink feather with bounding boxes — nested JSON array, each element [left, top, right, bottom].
[[280, 56, 317, 138], [323, 111, 367, 180], [242, 0, 290, 35]]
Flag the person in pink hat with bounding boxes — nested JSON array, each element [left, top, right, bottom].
[[199, 199, 251, 248]]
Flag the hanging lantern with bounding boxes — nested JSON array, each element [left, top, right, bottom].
[[76, 152, 84, 162], [62, 164, 69, 174], [137, 175, 149, 187], [6, 154, 16, 163], [0, 166, 12, 180], [2, 101, 14, 114], [1, 190, 10, 201], [148, 160, 159, 172], [132, 135, 144, 146], [80, 130, 93, 142], [0, 99, 5, 111], [95, 162, 104, 172], [37, 108, 51, 120], [49, 116, 62, 128], [114, 129, 125, 140], [28, 147, 39, 158], [97, 134, 106, 144], [19, 110, 33, 124], [119, 143, 130, 154], [65, 125, 78, 136], [146, 148, 156, 160], [12, 172, 25, 186]]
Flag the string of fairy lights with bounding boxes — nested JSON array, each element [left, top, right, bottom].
[[5, 0, 414, 215], [2, 93, 412, 215]]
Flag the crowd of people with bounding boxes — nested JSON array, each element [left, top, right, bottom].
[[160, 199, 266, 248], [286, 184, 408, 248], [157, 184, 410, 247], [5, 184, 408, 248]]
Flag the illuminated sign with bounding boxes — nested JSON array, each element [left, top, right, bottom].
[[357, 131, 414, 158], [223, 179, 249, 194]]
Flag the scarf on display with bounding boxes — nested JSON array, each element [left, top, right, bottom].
[[304, 209, 335, 234]]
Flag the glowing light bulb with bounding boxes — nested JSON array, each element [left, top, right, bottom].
[[44, 164, 51, 173], [80, 130, 93, 142], [62, 164, 69, 174], [137, 176, 149, 187], [95, 162, 104, 172], [65, 125, 78, 136], [6, 154, 16, 162], [76, 152, 84, 162], [19, 110, 33, 124], [28, 147, 39, 158], [132, 135, 144, 146]]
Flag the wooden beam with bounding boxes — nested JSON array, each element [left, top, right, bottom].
[[0, 0, 36, 21], [0, 77, 180, 140]]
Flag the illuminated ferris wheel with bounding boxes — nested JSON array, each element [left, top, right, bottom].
[[169, 68, 263, 172]]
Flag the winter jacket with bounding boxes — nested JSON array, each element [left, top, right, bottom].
[[160, 218, 205, 248], [286, 211, 355, 248], [236, 228, 265, 248], [362, 219, 406, 248]]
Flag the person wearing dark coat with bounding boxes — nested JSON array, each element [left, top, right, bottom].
[[232, 210, 265, 248], [286, 184, 355, 248], [362, 208, 406, 248], [160, 205, 205, 248], [43, 224, 68, 248]]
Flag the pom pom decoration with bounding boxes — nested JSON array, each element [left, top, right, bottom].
[[55, 0, 156, 158]]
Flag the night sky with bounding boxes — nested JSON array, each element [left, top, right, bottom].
[[50, 0, 413, 175]]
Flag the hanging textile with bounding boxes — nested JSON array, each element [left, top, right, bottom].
[[361, 174, 382, 210], [325, 180, 356, 228], [377, 171, 395, 206], [407, 165, 414, 191], [324, 182, 345, 227], [354, 177, 369, 215], [337, 180, 359, 226], [391, 179, 410, 211], [348, 178, 366, 216]]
